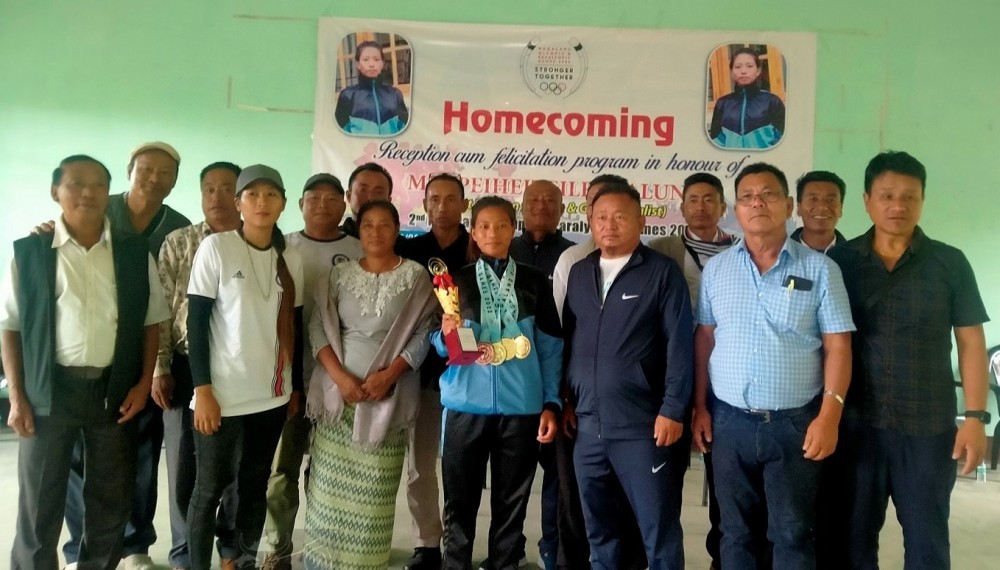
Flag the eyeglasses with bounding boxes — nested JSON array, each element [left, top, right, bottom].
[[736, 190, 784, 205]]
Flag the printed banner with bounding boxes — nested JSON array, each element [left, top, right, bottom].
[[313, 18, 816, 238]]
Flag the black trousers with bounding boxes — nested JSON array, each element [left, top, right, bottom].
[[64, 400, 163, 562], [553, 429, 589, 568], [12, 368, 136, 570], [164, 353, 240, 568], [441, 410, 540, 570], [819, 410, 957, 570], [187, 404, 286, 570]]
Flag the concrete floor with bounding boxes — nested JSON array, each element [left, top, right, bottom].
[[0, 432, 998, 569]]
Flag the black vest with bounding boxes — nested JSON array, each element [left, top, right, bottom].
[[12, 230, 149, 416]]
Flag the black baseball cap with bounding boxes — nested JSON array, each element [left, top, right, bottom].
[[302, 173, 345, 194]]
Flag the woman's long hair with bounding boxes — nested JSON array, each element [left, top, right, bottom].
[[272, 226, 295, 366]]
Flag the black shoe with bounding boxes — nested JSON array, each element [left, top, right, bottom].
[[406, 547, 442, 570], [478, 555, 529, 570]]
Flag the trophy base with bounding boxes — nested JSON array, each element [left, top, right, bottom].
[[445, 327, 482, 365]]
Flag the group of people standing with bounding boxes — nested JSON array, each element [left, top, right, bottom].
[[0, 142, 990, 570]]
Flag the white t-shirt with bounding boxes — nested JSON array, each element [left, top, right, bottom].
[[187, 230, 304, 417], [285, 231, 362, 318], [552, 237, 597, 322], [285, 231, 363, 381], [598, 255, 630, 302]]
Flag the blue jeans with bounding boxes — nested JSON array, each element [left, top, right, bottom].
[[838, 411, 956, 570], [711, 398, 822, 570]]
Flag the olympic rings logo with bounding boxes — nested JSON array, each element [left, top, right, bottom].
[[538, 82, 567, 95]]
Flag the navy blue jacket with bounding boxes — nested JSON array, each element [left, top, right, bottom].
[[563, 245, 693, 439], [509, 230, 574, 279], [709, 84, 785, 149], [335, 76, 409, 135]]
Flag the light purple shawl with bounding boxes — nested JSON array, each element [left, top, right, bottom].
[[305, 271, 436, 449]]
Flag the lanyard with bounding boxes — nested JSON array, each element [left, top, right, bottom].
[[475, 258, 519, 343]]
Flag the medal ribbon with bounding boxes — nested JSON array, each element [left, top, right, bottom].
[[475, 258, 520, 343]]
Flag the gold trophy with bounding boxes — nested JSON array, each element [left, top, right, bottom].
[[428, 258, 482, 365]]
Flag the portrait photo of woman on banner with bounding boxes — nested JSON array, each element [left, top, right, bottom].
[[334, 32, 412, 136], [706, 43, 786, 150]]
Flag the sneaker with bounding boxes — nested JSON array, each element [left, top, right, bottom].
[[122, 554, 156, 570], [405, 547, 442, 570], [478, 555, 529, 569], [220, 557, 237, 570], [260, 553, 292, 570]]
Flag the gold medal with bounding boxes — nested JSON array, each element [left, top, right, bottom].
[[501, 338, 518, 361], [513, 335, 531, 359], [476, 342, 494, 366], [491, 341, 507, 365]]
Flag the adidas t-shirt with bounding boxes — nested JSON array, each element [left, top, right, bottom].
[[188, 230, 305, 417]]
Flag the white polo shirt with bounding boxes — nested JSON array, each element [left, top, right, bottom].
[[187, 230, 304, 417]]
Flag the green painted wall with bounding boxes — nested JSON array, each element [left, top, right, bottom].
[[2, 0, 998, 343]]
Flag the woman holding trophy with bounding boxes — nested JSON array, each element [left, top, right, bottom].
[[429, 196, 563, 570]]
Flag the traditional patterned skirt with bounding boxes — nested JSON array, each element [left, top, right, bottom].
[[303, 405, 408, 570]]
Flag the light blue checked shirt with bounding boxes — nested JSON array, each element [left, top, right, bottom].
[[696, 237, 855, 410]]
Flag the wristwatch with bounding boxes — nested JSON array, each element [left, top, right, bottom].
[[963, 410, 992, 423]]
